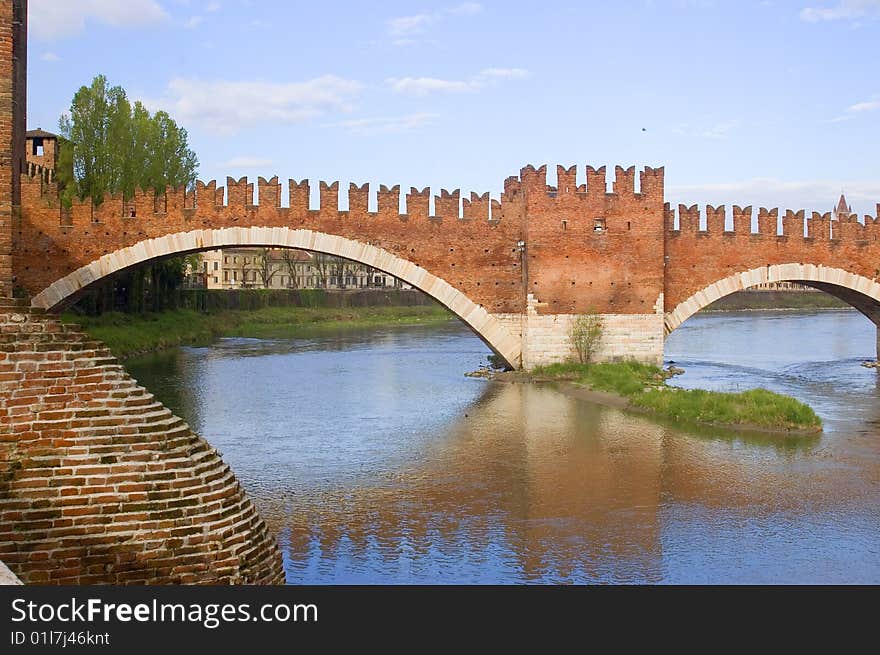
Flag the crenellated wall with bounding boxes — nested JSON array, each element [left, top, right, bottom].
[[15, 172, 525, 317], [664, 201, 880, 331], [516, 164, 667, 315], [18, 162, 880, 367]]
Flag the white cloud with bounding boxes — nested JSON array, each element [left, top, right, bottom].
[[223, 156, 273, 168], [668, 177, 880, 216], [143, 76, 364, 134], [29, 0, 169, 40], [388, 68, 529, 96], [800, 0, 880, 22], [828, 95, 880, 121], [388, 13, 433, 37], [672, 120, 739, 139], [386, 3, 482, 43], [849, 99, 880, 112], [449, 2, 483, 15], [184, 15, 203, 28], [332, 113, 440, 135], [474, 67, 529, 82], [39, 51, 60, 62], [388, 77, 471, 95]]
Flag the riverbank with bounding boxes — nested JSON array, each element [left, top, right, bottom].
[[64, 305, 454, 359], [703, 290, 848, 312], [493, 361, 822, 434]]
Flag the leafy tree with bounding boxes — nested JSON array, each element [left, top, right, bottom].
[[57, 74, 198, 206], [59, 75, 199, 315]]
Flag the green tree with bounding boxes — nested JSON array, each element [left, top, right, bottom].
[[59, 75, 199, 315], [57, 74, 198, 205]]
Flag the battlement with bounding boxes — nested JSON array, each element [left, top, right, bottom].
[[512, 163, 664, 205], [666, 202, 880, 241], [22, 161, 53, 184], [22, 172, 517, 226]]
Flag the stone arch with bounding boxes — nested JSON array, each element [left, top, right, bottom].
[[30, 227, 522, 368], [665, 263, 880, 335]]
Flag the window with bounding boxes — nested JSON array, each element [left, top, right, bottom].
[[224, 257, 229, 264], [233, 257, 238, 264], [213, 276, 218, 284], [213, 261, 218, 271], [224, 271, 228, 281], [593, 218, 606, 233]]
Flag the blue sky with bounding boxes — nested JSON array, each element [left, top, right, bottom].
[[25, 0, 880, 216]]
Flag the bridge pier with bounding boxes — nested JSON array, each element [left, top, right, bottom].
[[497, 296, 665, 369]]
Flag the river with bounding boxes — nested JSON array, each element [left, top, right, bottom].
[[124, 309, 880, 584]]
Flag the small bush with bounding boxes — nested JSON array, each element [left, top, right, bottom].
[[570, 310, 603, 365]]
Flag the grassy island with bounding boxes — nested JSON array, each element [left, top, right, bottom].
[[64, 304, 453, 360], [529, 361, 822, 433]]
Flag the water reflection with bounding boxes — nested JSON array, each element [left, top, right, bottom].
[[125, 311, 880, 584]]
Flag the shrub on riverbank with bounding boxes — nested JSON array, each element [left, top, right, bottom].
[[65, 304, 453, 359], [531, 361, 822, 432]]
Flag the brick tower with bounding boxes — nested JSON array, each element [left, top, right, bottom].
[[0, 0, 27, 298]]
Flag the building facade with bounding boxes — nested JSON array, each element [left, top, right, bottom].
[[194, 248, 409, 291]]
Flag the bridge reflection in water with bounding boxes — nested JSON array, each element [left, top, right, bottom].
[[126, 312, 880, 584]]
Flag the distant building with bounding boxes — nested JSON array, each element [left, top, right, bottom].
[[750, 281, 814, 292], [25, 127, 58, 171], [191, 248, 408, 291], [832, 193, 853, 222]]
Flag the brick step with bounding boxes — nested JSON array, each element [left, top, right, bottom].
[[0, 297, 27, 309]]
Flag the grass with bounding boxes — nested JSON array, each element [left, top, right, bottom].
[[64, 304, 454, 359], [531, 361, 822, 432]]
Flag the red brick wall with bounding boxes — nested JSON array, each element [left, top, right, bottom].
[[25, 136, 56, 172], [14, 175, 526, 314], [518, 164, 666, 314], [0, 0, 26, 299], [0, 301, 284, 584], [15, 164, 880, 325], [664, 204, 880, 311]]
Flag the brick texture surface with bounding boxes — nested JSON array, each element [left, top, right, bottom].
[[0, 303, 284, 584]]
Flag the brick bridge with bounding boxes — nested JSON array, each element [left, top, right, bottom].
[[15, 163, 880, 368], [3, 0, 880, 585]]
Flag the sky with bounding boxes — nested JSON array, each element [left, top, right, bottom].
[[24, 0, 880, 217]]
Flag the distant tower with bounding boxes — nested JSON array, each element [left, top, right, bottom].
[[832, 192, 853, 222], [25, 128, 58, 171]]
